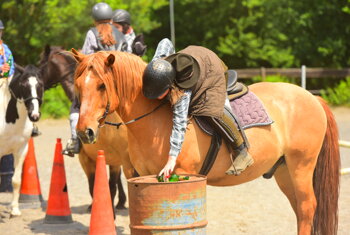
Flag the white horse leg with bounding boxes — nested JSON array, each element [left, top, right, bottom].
[[10, 144, 28, 217]]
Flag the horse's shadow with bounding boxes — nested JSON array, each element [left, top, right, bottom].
[[70, 204, 130, 217], [26, 205, 130, 235], [28, 218, 88, 235]]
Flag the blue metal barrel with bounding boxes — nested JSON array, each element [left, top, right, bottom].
[[127, 174, 207, 235]]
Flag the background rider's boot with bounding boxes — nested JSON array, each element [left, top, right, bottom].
[[31, 124, 41, 137], [0, 154, 14, 192], [0, 174, 13, 192], [62, 138, 82, 157], [226, 147, 254, 176]]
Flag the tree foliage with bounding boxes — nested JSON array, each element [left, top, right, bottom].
[[145, 0, 350, 69], [1, 0, 350, 68], [1, 0, 350, 109], [0, 0, 167, 65]]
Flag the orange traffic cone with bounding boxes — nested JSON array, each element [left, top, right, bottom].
[[19, 138, 44, 208], [44, 138, 73, 224], [89, 150, 116, 235]]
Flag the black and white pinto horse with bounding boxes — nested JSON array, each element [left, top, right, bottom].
[[0, 64, 44, 216]]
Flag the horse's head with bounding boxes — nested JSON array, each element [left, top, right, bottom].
[[39, 45, 76, 101], [8, 65, 44, 122], [71, 48, 146, 144]]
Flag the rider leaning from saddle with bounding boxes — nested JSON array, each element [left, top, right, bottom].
[[63, 2, 128, 156], [142, 45, 254, 178], [0, 19, 15, 192]]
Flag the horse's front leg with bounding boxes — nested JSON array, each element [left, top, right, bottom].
[[78, 151, 96, 212], [114, 167, 126, 210], [109, 166, 121, 215], [10, 143, 28, 217]]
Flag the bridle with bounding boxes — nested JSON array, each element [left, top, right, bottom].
[[41, 51, 75, 90], [9, 86, 42, 105], [97, 100, 167, 129]]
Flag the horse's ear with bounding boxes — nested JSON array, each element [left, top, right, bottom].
[[44, 44, 51, 56], [105, 54, 115, 67], [71, 48, 85, 62], [15, 63, 24, 73]]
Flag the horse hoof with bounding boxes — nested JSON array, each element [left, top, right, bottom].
[[10, 209, 21, 218]]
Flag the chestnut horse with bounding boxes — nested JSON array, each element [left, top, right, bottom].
[[39, 45, 132, 210], [72, 49, 340, 235]]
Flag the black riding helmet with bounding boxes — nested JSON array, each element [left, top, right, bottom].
[[112, 9, 131, 25], [92, 2, 113, 21], [142, 59, 175, 99]]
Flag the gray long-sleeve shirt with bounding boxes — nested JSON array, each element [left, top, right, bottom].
[[81, 30, 98, 55]]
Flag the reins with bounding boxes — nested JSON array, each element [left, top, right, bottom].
[[98, 101, 167, 129]]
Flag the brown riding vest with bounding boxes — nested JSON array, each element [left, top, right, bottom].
[[176, 46, 227, 119]]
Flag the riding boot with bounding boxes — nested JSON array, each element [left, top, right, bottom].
[[62, 138, 82, 157], [226, 144, 254, 176], [0, 154, 14, 192], [31, 124, 41, 137], [0, 173, 13, 192]]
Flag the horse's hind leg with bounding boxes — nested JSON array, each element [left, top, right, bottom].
[[284, 151, 318, 235], [115, 169, 126, 209], [109, 166, 126, 211], [273, 164, 297, 215]]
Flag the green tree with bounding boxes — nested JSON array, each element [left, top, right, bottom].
[[0, 0, 167, 65]]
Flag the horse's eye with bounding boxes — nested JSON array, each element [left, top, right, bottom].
[[98, 84, 106, 91]]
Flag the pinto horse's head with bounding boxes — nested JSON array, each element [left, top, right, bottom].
[[8, 65, 44, 123], [71, 48, 146, 144]]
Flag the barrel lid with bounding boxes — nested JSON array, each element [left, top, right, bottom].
[[127, 174, 207, 185]]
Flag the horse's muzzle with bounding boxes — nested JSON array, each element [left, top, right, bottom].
[[77, 128, 97, 144], [29, 112, 41, 122]]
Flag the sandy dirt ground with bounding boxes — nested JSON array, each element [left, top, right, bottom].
[[0, 107, 349, 235]]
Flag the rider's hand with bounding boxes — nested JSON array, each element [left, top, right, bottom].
[[1, 63, 10, 73], [158, 156, 177, 181]]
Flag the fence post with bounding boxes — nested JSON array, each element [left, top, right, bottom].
[[301, 65, 306, 89], [260, 67, 266, 82]]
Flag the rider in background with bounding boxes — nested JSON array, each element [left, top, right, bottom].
[[81, 2, 127, 54], [63, 2, 128, 156], [0, 19, 15, 192], [112, 9, 147, 56]]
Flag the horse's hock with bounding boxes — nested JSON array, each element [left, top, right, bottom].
[[127, 174, 207, 235]]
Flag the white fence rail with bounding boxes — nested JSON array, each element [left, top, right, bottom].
[[339, 140, 350, 175]]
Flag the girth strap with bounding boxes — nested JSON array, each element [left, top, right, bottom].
[[199, 132, 222, 175]]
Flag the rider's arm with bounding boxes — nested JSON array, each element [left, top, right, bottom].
[[6, 45, 15, 76], [81, 30, 98, 55], [169, 89, 192, 158], [152, 38, 175, 61]]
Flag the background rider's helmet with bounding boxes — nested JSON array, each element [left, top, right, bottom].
[[92, 2, 113, 21], [0, 20, 4, 29], [112, 9, 131, 25], [142, 59, 175, 99]]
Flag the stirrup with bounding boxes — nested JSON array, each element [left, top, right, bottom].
[[31, 125, 41, 137], [226, 148, 254, 176], [62, 138, 81, 157]]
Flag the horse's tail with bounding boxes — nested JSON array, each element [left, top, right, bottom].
[[312, 96, 340, 235]]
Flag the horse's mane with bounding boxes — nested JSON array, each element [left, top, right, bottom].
[[75, 51, 147, 106]]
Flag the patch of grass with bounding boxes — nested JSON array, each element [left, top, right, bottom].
[[41, 85, 71, 119], [321, 77, 350, 107]]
